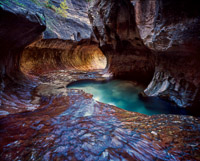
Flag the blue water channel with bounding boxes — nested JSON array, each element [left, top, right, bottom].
[[68, 79, 190, 115]]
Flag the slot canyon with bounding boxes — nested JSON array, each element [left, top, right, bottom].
[[0, 0, 200, 160]]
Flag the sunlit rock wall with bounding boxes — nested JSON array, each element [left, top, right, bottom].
[[20, 39, 106, 74], [18, 0, 105, 75]]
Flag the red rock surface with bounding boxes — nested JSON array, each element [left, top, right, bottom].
[[0, 69, 200, 160], [89, 0, 200, 109], [88, 0, 155, 83], [20, 39, 107, 74], [1, 69, 200, 160], [0, 0, 200, 160], [135, 0, 200, 109]]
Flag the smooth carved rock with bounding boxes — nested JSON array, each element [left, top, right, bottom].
[[0, 0, 46, 75], [40, 0, 92, 40], [89, 0, 200, 108], [0, 70, 200, 160], [20, 39, 106, 75], [0, 0, 46, 106], [135, 0, 200, 108], [0, 1, 200, 160], [0, 0, 94, 88], [88, 0, 154, 83]]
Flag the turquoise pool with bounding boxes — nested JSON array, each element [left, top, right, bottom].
[[68, 80, 190, 115]]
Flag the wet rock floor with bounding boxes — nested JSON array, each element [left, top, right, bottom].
[[0, 70, 200, 160]]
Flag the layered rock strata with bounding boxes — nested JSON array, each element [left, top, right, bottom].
[[0, 0, 106, 116], [0, 0, 46, 115], [135, 0, 200, 108], [35, 0, 92, 40], [0, 0, 45, 80], [88, 0, 155, 83], [20, 39, 106, 75], [89, 0, 200, 108]]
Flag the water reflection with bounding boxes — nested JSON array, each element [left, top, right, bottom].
[[68, 80, 190, 115]]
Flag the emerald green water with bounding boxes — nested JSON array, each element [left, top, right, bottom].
[[68, 80, 189, 115]]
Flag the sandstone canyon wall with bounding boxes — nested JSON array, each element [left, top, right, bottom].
[[20, 39, 106, 75], [0, 0, 106, 116], [19, 0, 106, 75], [0, 0, 46, 115], [88, 0, 155, 83], [1, 1, 200, 160], [34, 0, 92, 40], [135, 0, 200, 108], [89, 0, 200, 109], [1, 0, 200, 110], [0, 0, 46, 96], [0, 0, 105, 78]]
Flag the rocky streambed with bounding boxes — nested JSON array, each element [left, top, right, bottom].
[[0, 69, 200, 160]]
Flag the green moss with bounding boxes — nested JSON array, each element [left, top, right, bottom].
[[44, 0, 68, 18], [56, 0, 68, 18]]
